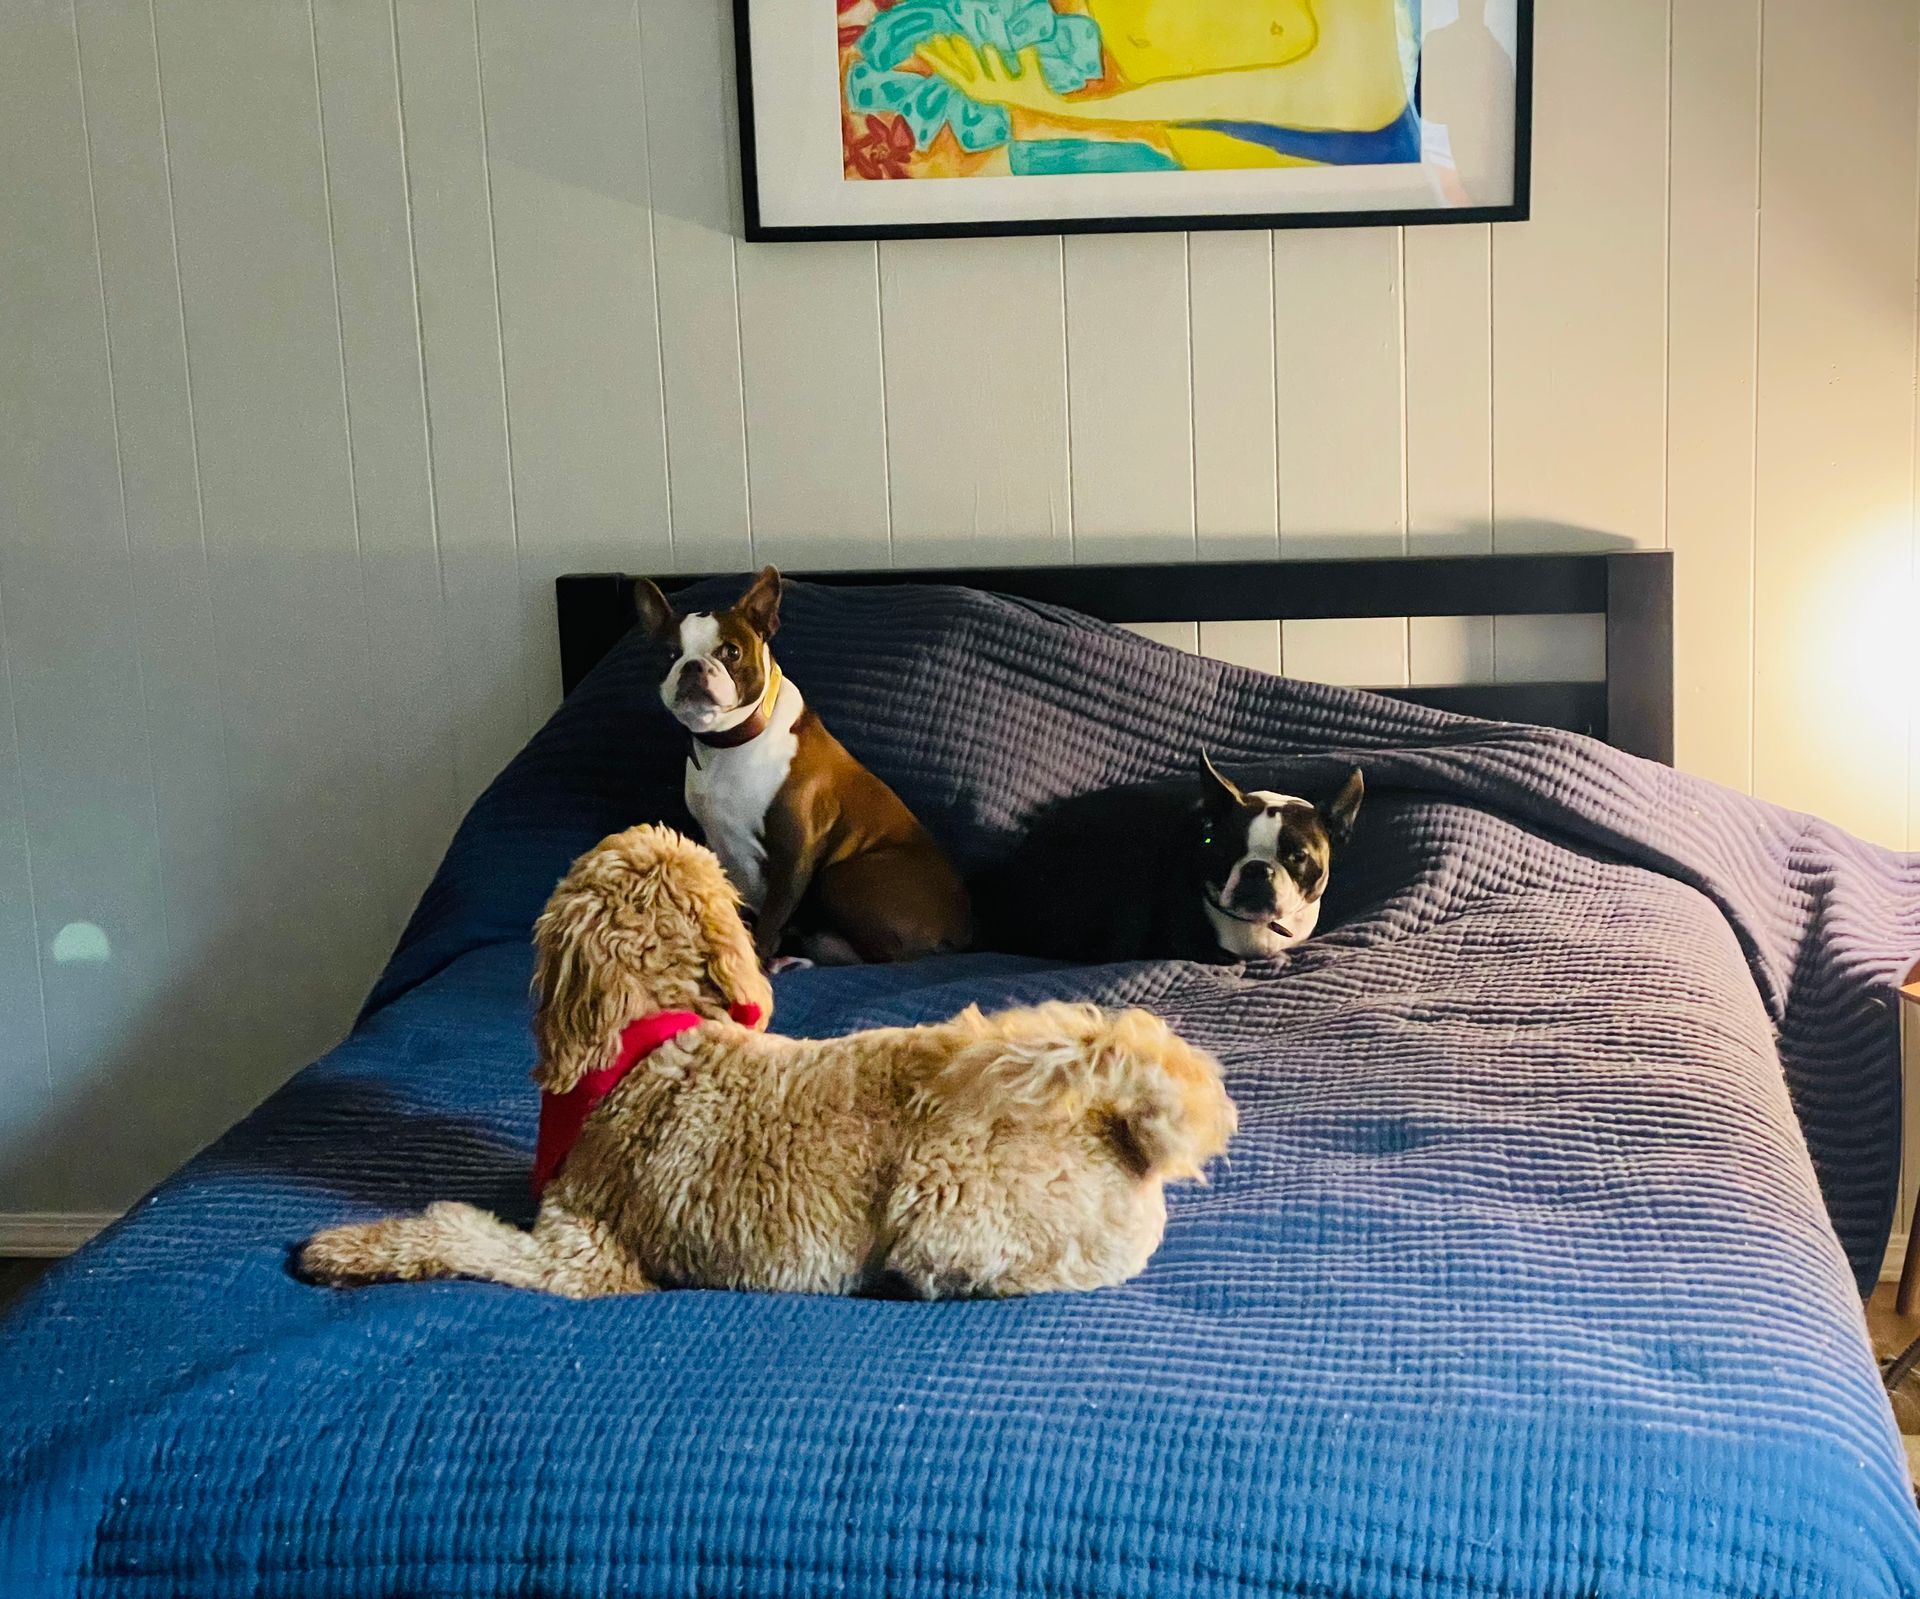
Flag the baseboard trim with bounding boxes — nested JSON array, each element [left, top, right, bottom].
[[0, 1211, 118, 1257], [1887, 1235, 1910, 1285]]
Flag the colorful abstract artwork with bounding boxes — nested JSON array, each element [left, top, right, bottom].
[[737, 0, 1527, 238], [838, 0, 1423, 180]]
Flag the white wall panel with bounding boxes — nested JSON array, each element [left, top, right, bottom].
[[1275, 227, 1407, 686], [1190, 229, 1281, 672], [1275, 227, 1405, 555], [1125, 623, 1202, 655], [1405, 225, 1491, 550], [1666, 0, 1760, 796], [1282, 619, 1414, 691], [1491, 1, 1669, 556], [392, 0, 534, 789], [1065, 233, 1194, 559], [1405, 223, 1493, 687], [312, 0, 461, 925], [1198, 621, 1283, 678], [1751, 0, 1918, 847], [150, 0, 389, 1081], [881, 237, 1071, 565], [1408, 616, 1494, 689], [1190, 230, 1279, 552], [1486, 615, 1606, 685], [476, 0, 673, 710], [69, 0, 261, 1180], [737, 241, 892, 569], [638, 0, 753, 574], [0, 608, 47, 1181], [0, 0, 172, 1207], [1490, 0, 1668, 694]]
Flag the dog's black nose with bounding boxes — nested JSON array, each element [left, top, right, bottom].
[[1240, 859, 1273, 884]]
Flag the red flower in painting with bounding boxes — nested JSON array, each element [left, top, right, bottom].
[[844, 112, 915, 179], [839, 0, 899, 48]]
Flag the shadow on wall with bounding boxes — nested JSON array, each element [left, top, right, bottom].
[[1, 943, 372, 1217], [1380, 521, 1636, 557], [0, 633, 543, 1217], [669, 522, 1641, 571], [0, 814, 389, 1214]]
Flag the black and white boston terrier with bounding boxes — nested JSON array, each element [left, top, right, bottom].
[[973, 755, 1363, 965]]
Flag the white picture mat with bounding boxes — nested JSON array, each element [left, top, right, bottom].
[[744, 0, 1522, 231]]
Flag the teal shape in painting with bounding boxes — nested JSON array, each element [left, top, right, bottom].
[[1009, 138, 1181, 176], [847, 0, 1104, 154]]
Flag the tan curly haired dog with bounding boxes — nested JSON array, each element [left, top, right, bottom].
[[299, 824, 1235, 1301]]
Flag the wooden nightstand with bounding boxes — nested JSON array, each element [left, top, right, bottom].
[[1894, 964, 1920, 1315]]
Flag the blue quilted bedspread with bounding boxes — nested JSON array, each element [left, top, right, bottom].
[[4, 582, 1919, 1598]]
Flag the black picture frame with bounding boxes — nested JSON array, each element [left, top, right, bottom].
[[734, 0, 1534, 244]]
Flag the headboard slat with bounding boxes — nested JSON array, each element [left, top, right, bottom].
[[555, 552, 1673, 763]]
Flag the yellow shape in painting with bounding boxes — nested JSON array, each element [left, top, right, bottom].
[[1161, 132, 1317, 173], [1089, 0, 1322, 79], [919, 0, 1411, 171]]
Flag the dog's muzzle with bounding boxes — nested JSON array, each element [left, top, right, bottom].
[[1227, 859, 1284, 918], [672, 660, 734, 714]]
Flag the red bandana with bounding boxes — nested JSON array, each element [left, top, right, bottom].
[[532, 1001, 762, 1196]]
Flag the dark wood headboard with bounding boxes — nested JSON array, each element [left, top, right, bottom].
[[556, 551, 1675, 764]]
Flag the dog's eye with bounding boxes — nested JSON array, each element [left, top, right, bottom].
[[717, 642, 740, 663]]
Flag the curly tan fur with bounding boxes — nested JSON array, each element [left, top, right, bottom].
[[299, 825, 1235, 1301], [529, 826, 774, 1094]]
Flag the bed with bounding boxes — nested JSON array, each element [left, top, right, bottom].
[[5, 552, 1919, 1598]]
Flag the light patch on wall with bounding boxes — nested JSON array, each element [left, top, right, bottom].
[[51, 922, 112, 965], [1823, 512, 1920, 738]]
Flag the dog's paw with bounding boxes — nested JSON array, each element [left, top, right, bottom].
[[766, 954, 813, 975], [293, 1223, 385, 1287]]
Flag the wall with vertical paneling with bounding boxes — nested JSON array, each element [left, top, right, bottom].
[[2, 0, 1917, 1221]]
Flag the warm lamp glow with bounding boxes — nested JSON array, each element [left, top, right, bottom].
[[1825, 512, 1919, 729], [1776, 509, 1919, 848]]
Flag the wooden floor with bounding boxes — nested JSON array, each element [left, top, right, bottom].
[[1864, 1285, 1920, 1476]]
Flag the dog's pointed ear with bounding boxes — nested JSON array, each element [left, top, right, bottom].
[[1200, 750, 1245, 812], [1323, 768, 1364, 848], [633, 577, 680, 646], [735, 566, 782, 640]]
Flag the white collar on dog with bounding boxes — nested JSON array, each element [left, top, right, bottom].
[[1205, 896, 1319, 960]]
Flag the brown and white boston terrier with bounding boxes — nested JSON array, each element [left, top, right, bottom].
[[634, 567, 972, 966]]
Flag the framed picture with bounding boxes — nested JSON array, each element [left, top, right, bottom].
[[735, 0, 1532, 242]]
